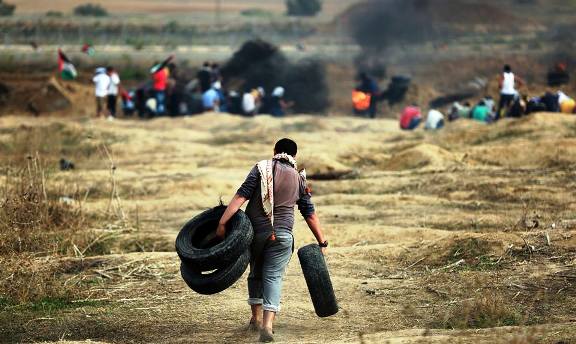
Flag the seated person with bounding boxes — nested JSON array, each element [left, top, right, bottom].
[[448, 101, 471, 121], [470, 100, 492, 123], [425, 109, 445, 130], [541, 91, 560, 112], [400, 105, 422, 130]]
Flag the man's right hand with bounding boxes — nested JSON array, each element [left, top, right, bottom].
[[216, 223, 226, 239]]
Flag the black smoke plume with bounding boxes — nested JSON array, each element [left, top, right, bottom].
[[221, 39, 329, 113]]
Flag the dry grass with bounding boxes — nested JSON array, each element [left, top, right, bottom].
[[0, 122, 125, 306], [433, 291, 522, 329], [0, 158, 112, 304], [1, 112, 575, 343], [0, 158, 90, 255]]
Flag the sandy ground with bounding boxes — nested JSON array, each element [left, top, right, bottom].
[[1, 112, 576, 343]]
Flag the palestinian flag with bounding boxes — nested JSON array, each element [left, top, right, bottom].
[[58, 49, 78, 80]]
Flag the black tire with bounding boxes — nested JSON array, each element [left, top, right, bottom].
[[180, 249, 250, 295], [175, 205, 254, 271], [297, 244, 339, 317]]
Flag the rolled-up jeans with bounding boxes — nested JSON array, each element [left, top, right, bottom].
[[247, 231, 293, 313]]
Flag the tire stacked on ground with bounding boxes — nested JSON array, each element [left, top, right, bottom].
[[176, 205, 254, 295], [298, 244, 339, 317]]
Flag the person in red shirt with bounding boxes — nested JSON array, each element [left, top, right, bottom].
[[150, 56, 173, 116], [400, 105, 422, 130]]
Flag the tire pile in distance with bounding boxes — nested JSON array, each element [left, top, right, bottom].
[[176, 205, 254, 295]]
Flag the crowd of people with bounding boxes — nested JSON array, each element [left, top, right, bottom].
[[90, 60, 573, 126], [91, 58, 291, 120], [398, 64, 576, 131]]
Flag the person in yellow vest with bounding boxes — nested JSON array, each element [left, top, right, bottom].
[[558, 91, 576, 114]]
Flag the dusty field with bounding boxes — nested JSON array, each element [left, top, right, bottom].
[[1, 110, 575, 343]]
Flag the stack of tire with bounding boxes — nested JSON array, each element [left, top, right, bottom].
[[175, 206, 254, 295]]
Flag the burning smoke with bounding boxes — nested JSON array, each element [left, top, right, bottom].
[[345, 0, 518, 75], [347, 0, 436, 54], [221, 40, 329, 113]]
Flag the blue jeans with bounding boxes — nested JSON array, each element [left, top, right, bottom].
[[247, 231, 293, 313], [155, 90, 166, 115]]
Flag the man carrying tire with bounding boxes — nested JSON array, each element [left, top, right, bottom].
[[217, 138, 328, 343]]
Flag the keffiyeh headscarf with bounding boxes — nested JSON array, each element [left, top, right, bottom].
[[256, 153, 305, 226]]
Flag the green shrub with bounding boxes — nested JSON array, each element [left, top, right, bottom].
[[286, 0, 322, 16], [73, 3, 108, 17], [0, 0, 16, 16], [241, 8, 273, 17], [45, 10, 63, 17]]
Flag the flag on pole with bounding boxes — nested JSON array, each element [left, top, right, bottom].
[[58, 49, 78, 80]]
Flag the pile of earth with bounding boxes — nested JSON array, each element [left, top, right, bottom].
[[0, 74, 93, 116], [383, 143, 465, 171]]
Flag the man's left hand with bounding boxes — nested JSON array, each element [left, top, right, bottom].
[[216, 223, 226, 239]]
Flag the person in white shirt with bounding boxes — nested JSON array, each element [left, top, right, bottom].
[[425, 109, 445, 130], [497, 65, 524, 120], [93, 67, 111, 118], [242, 87, 264, 116], [202, 81, 221, 112], [106, 66, 121, 118]]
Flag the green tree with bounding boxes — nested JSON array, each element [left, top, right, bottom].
[[0, 0, 16, 16], [286, 0, 322, 17], [73, 3, 108, 17]]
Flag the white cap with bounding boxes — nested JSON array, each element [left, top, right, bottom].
[[257, 87, 265, 96], [95, 67, 106, 74], [272, 86, 285, 97], [212, 81, 222, 90]]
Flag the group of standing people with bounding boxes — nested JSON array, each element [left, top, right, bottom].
[[92, 58, 292, 119], [92, 67, 121, 120]]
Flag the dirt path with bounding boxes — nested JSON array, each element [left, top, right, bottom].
[[1, 113, 575, 343]]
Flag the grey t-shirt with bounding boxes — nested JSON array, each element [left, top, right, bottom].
[[236, 160, 315, 234]]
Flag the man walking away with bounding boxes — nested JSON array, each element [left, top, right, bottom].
[[217, 138, 328, 343], [496, 65, 524, 120], [93, 67, 111, 118], [106, 66, 120, 120]]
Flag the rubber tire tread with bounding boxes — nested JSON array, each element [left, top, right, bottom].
[[175, 206, 253, 271], [180, 249, 250, 295], [297, 244, 339, 317]]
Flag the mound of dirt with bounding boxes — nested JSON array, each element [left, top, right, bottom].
[[0, 75, 93, 116], [413, 236, 511, 269], [384, 143, 464, 171], [300, 155, 354, 180], [28, 77, 73, 114]]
